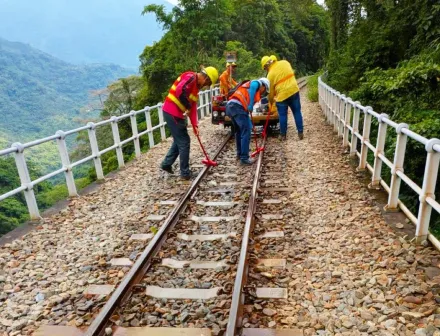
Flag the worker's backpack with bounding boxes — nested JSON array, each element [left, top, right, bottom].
[[227, 80, 250, 99]]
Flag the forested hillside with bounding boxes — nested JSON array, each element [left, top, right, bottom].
[[138, 0, 329, 106], [324, 0, 440, 234], [0, 37, 134, 145], [0, 0, 171, 67]]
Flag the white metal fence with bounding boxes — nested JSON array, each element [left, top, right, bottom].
[[319, 76, 440, 249], [0, 87, 219, 220]]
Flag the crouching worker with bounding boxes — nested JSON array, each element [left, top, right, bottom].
[[226, 78, 270, 165], [160, 66, 219, 180]]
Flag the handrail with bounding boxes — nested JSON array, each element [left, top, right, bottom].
[[319, 76, 440, 249], [0, 86, 220, 220]]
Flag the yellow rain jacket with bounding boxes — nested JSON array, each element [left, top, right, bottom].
[[267, 60, 299, 104]]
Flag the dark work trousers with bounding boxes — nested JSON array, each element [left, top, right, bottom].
[[276, 91, 303, 135], [161, 112, 191, 177], [226, 102, 252, 162]]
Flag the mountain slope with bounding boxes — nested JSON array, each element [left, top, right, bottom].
[[0, 0, 172, 67], [0, 37, 134, 143]]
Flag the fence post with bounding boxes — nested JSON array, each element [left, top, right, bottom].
[[385, 123, 409, 211], [145, 108, 155, 149], [350, 102, 361, 157], [11, 143, 40, 219], [130, 111, 141, 158], [55, 131, 78, 197], [110, 117, 125, 168], [87, 122, 104, 180], [198, 92, 203, 118], [326, 87, 331, 122], [334, 92, 340, 128], [204, 92, 209, 117], [358, 106, 373, 171], [325, 89, 330, 123], [415, 139, 440, 243], [342, 99, 352, 148], [338, 95, 346, 137], [209, 87, 214, 113], [369, 113, 389, 189], [333, 92, 339, 131], [318, 80, 322, 108], [329, 90, 334, 125], [158, 103, 166, 141]]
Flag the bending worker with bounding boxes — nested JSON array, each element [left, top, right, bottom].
[[261, 55, 304, 140], [160, 66, 219, 180], [226, 78, 270, 165], [219, 62, 237, 96]]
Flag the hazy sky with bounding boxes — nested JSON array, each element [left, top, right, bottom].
[[166, 0, 326, 6]]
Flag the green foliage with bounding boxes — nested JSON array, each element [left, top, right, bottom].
[[325, 0, 440, 234], [307, 71, 323, 102], [351, 50, 440, 116], [139, 0, 330, 106]]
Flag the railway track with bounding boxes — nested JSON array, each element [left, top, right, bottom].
[[35, 79, 307, 336]]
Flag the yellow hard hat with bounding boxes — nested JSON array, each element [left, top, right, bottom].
[[231, 62, 237, 67], [261, 56, 270, 70], [226, 62, 232, 67], [270, 55, 278, 62], [202, 66, 219, 86]]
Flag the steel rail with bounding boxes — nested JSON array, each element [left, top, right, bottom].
[[226, 78, 308, 335], [84, 133, 232, 336], [86, 79, 307, 336], [225, 136, 266, 336]]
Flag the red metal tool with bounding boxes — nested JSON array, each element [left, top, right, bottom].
[[249, 110, 264, 158], [261, 104, 273, 140], [193, 126, 218, 166]]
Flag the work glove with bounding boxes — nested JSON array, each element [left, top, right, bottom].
[[247, 104, 253, 113], [193, 125, 199, 136]]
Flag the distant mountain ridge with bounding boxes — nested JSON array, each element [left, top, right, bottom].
[[0, 0, 172, 67], [0, 37, 134, 144]]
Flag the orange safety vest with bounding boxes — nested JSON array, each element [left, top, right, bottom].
[[165, 72, 199, 112], [230, 82, 261, 110], [220, 70, 237, 96]]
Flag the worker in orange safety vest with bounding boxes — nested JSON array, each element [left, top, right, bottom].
[[219, 62, 237, 96], [226, 78, 270, 165], [160, 66, 219, 180]]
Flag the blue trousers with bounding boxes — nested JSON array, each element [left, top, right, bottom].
[[226, 103, 252, 161], [276, 92, 303, 135], [161, 112, 191, 177]]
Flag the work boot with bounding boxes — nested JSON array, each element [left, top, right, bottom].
[[180, 171, 193, 180], [240, 158, 256, 166], [298, 132, 304, 140], [278, 134, 287, 141], [161, 165, 174, 174]]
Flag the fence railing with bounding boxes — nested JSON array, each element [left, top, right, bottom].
[[0, 86, 219, 220], [319, 76, 440, 249]]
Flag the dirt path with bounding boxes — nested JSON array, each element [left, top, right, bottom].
[[273, 89, 440, 335]]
